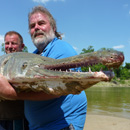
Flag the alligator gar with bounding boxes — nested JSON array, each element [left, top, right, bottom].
[[0, 49, 124, 95]]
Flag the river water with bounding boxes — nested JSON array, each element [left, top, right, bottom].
[[85, 87, 130, 119]]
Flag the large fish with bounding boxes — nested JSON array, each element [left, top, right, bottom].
[[0, 49, 124, 95]]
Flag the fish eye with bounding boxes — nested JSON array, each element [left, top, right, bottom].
[[22, 62, 28, 69]]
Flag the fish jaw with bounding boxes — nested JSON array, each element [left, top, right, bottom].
[[12, 71, 114, 95]]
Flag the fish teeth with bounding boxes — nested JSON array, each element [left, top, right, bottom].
[[89, 67, 92, 72]]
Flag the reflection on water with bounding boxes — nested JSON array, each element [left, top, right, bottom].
[[85, 87, 130, 119]]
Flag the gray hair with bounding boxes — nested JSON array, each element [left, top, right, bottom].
[[28, 6, 62, 39]]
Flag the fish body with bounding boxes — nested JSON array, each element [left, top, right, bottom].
[[0, 49, 124, 95]]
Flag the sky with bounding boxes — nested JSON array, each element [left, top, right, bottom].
[[0, 0, 130, 65]]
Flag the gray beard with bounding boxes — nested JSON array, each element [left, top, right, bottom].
[[32, 29, 55, 53]]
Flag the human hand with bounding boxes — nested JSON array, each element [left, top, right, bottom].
[[0, 74, 17, 100]]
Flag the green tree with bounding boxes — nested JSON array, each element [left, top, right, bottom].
[[114, 66, 123, 78], [1, 43, 5, 53], [114, 63, 130, 80], [22, 46, 28, 52], [80, 46, 94, 54], [124, 63, 130, 69], [120, 68, 130, 80]]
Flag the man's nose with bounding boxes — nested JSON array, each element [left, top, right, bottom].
[[34, 23, 40, 31], [8, 43, 13, 48]]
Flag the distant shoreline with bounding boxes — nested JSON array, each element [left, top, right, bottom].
[[92, 80, 130, 87]]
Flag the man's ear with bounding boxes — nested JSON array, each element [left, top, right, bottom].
[[21, 43, 25, 50], [53, 27, 56, 32]]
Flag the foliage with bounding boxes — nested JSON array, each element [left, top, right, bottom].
[[124, 63, 130, 69], [80, 46, 130, 80], [80, 46, 94, 54], [1, 43, 5, 53], [23, 46, 28, 52]]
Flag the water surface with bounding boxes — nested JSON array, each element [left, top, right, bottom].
[[85, 87, 130, 119]]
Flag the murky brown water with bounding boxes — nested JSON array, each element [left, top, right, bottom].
[[85, 87, 130, 119]]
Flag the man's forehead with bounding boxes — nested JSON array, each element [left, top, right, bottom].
[[5, 35, 19, 42], [30, 12, 49, 23]]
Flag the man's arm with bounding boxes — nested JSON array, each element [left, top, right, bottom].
[[0, 74, 60, 101]]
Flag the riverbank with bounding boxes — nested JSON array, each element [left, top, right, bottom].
[[92, 80, 130, 87], [84, 114, 130, 130], [84, 81, 130, 130]]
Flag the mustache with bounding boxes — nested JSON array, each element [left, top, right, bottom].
[[6, 48, 16, 53], [32, 30, 45, 38]]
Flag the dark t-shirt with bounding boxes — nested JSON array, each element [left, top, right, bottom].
[[0, 100, 24, 120]]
